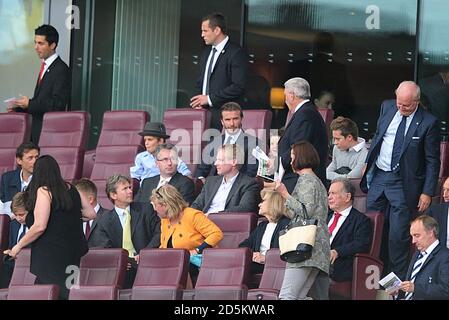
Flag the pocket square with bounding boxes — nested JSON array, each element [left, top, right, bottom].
[[412, 136, 420, 140]]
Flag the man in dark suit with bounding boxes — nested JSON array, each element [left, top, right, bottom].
[[195, 102, 259, 180], [135, 143, 194, 205], [190, 13, 248, 130], [395, 215, 449, 300], [95, 174, 161, 288], [8, 24, 70, 143], [276, 77, 328, 193], [361, 81, 441, 280], [0, 142, 39, 211], [427, 177, 449, 248], [191, 144, 260, 214], [74, 178, 110, 248]]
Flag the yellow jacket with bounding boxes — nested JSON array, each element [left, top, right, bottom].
[[160, 207, 223, 251]]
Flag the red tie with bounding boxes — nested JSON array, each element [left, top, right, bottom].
[[85, 221, 91, 239], [37, 61, 45, 85], [328, 212, 342, 235]]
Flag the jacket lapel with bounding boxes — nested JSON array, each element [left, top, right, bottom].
[[211, 42, 229, 76], [225, 173, 241, 208], [400, 107, 423, 158], [331, 210, 354, 245], [110, 210, 123, 248], [205, 177, 222, 210]]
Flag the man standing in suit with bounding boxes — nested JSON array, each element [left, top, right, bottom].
[[8, 25, 70, 143], [135, 143, 194, 205], [95, 174, 161, 288], [191, 144, 260, 214], [276, 77, 328, 193], [0, 142, 39, 214], [74, 178, 110, 248], [361, 81, 440, 280], [427, 177, 449, 248], [190, 13, 248, 131], [195, 102, 259, 180], [396, 215, 449, 300]]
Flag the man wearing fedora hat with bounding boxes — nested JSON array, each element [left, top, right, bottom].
[[130, 122, 191, 182]]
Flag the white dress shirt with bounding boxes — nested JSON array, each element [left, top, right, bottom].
[[328, 206, 352, 244], [115, 206, 131, 228], [224, 128, 242, 145], [206, 172, 239, 214], [260, 222, 277, 255], [40, 53, 59, 81]]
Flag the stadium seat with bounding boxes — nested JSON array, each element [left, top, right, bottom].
[[247, 249, 286, 300], [329, 211, 384, 300], [0, 249, 36, 300], [119, 248, 189, 300], [40, 147, 84, 182], [439, 142, 449, 178], [242, 109, 272, 149], [350, 178, 367, 213], [193, 247, 252, 300], [68, 248, 128, 300], [0, 113, 31, 148], [7, 284, 59, 300], [207, 212, 258, 248], [39, 111, 90, 149], [0, 148, 17, 174]]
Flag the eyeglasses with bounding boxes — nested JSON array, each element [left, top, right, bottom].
[[155, 187, 164, 200]]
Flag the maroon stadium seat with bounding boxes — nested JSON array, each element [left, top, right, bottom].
[[0, 249, 36, 300], [7, 285, 59, 300], [0, 113, 31, 148], [242, 109, 272, 149], [0, 148, 17, 174], [350, 178, 367, 213], [207, 212, 258, 248], [40, 147, 84, 183]]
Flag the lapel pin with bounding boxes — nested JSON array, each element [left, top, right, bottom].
[[221, 49, 225, 54]]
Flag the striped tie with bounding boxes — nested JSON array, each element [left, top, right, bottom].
[[404, 251, 426, 300]]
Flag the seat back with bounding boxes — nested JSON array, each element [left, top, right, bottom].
[[207, 213, 258, 248], [78, 248, 128, 288], [365, 211, 384, 258], [7, 285, 59, 300], [440, 142, 449, 178], [9, 249, 36, 286], [39, 111, 90, 149], [0, 113, 31, 148], [0, 215, 10, 254], [40, 147, 84, 183], [257, 249, 286, 290], [133, 249, 189, 288], [0, 148, 17, 174], [97, 111, 149, 147], [242, 110, 272, 148], [350, 178, 367, 213], [195, 247, 252, 287], [163, 108, 211, 173]]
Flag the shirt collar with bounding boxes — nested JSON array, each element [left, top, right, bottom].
[[224, 128, 242, 143], [115, 205, 131, 217], [94, 203, 101, 213], [423, 239, 439, 256], [350, 138, 366, 152], [213, 36, 229, 54], [43, 53, 58, 67], [222, 172, 239, 184], [20, 170, 32, 185], [294, 99, 310, 113], [335, 206, 352, 217]]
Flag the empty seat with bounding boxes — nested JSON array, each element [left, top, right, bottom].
[[119, 248, 189, 300], [207, 213, 258, 248], [0, 249, 36, 300], [7, 285, 59, 300], [39, 111, 90, 149], [247, 249, 286, 300], [0, 113, 31, 148], [350, 178, 367, 213], [0, 148, 17, 174], [69, 248, 128, 300], [193, 247, 252, 300], [40, 147, 84, 182], [242, 110, 273, 149]]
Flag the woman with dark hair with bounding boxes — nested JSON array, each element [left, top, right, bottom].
[[274, 141, 330, 300], [4, 155, 96, 299]]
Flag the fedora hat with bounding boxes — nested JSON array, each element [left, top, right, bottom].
[[138, 122, 170, 139]]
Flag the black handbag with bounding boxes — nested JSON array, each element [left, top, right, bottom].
[[279, 203, 318, 263]]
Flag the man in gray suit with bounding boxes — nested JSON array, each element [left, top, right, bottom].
[[191, 144, 261, 214], [94, 174, 160, 288], [134, 143, 195, 205]]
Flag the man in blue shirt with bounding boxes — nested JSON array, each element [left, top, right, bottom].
[[130, 122, 191, 182]]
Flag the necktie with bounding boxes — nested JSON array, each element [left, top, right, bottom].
[[391, 116, 407, 171], [122, 209, 136, 258], [85, 221, 91, 239], [225, 135, 233, 145], [328, 212, 342, 235], [205, 48, 217, 95], [37, 61, 46, 85], [18, 226, 26, 241], [405, 251, 426, 300], [285, 110, 294, 127], [158, 178, 168, 188]]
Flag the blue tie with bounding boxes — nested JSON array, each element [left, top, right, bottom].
[[18, 226, 26, 241], [404, 251, 426, 300], [391, 116, 407, 171]]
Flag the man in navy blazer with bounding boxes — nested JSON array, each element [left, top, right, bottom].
[[190, 13, 248, 130], [427, 177, 449, 248], [361, 81, 440, 280], [396, 215, 449, 300], [277, 77, 328, 193], [9, 25, 70, 143]]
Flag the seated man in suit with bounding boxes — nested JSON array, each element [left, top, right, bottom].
[[195, 102, 259, 180], [74, 178, 110, 247], [394, 215, 449, 300], [191, 144, 261, 214], [134, 143, 194, 205], [427, 176, 449, 248], [95, 174, 161, 288], [0, 192, 29, 288], [130, 122, 191, 182], [0, 142, 40, 216]]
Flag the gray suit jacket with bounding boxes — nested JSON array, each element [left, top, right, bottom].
[[191, 173, 260, 213], [94, 202, 160, 252], [134, 172, 195, 205], [87, 206, 110, 248]]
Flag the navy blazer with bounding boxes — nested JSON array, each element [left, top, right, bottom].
[[361, 101, 440, 211], [239, 216, 290, 251], [134, 172, 195, 205], [328, 207, 372, 282], [406, 244, 449, 299], [0, 169, 21, 203], [8, 220, 23, 248], [278, 101, 328, 186], [191, 173, 261, 214], [427, 203, 449, 247]]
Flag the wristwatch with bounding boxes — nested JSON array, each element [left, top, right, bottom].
[[195, 247, 201, 254]]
